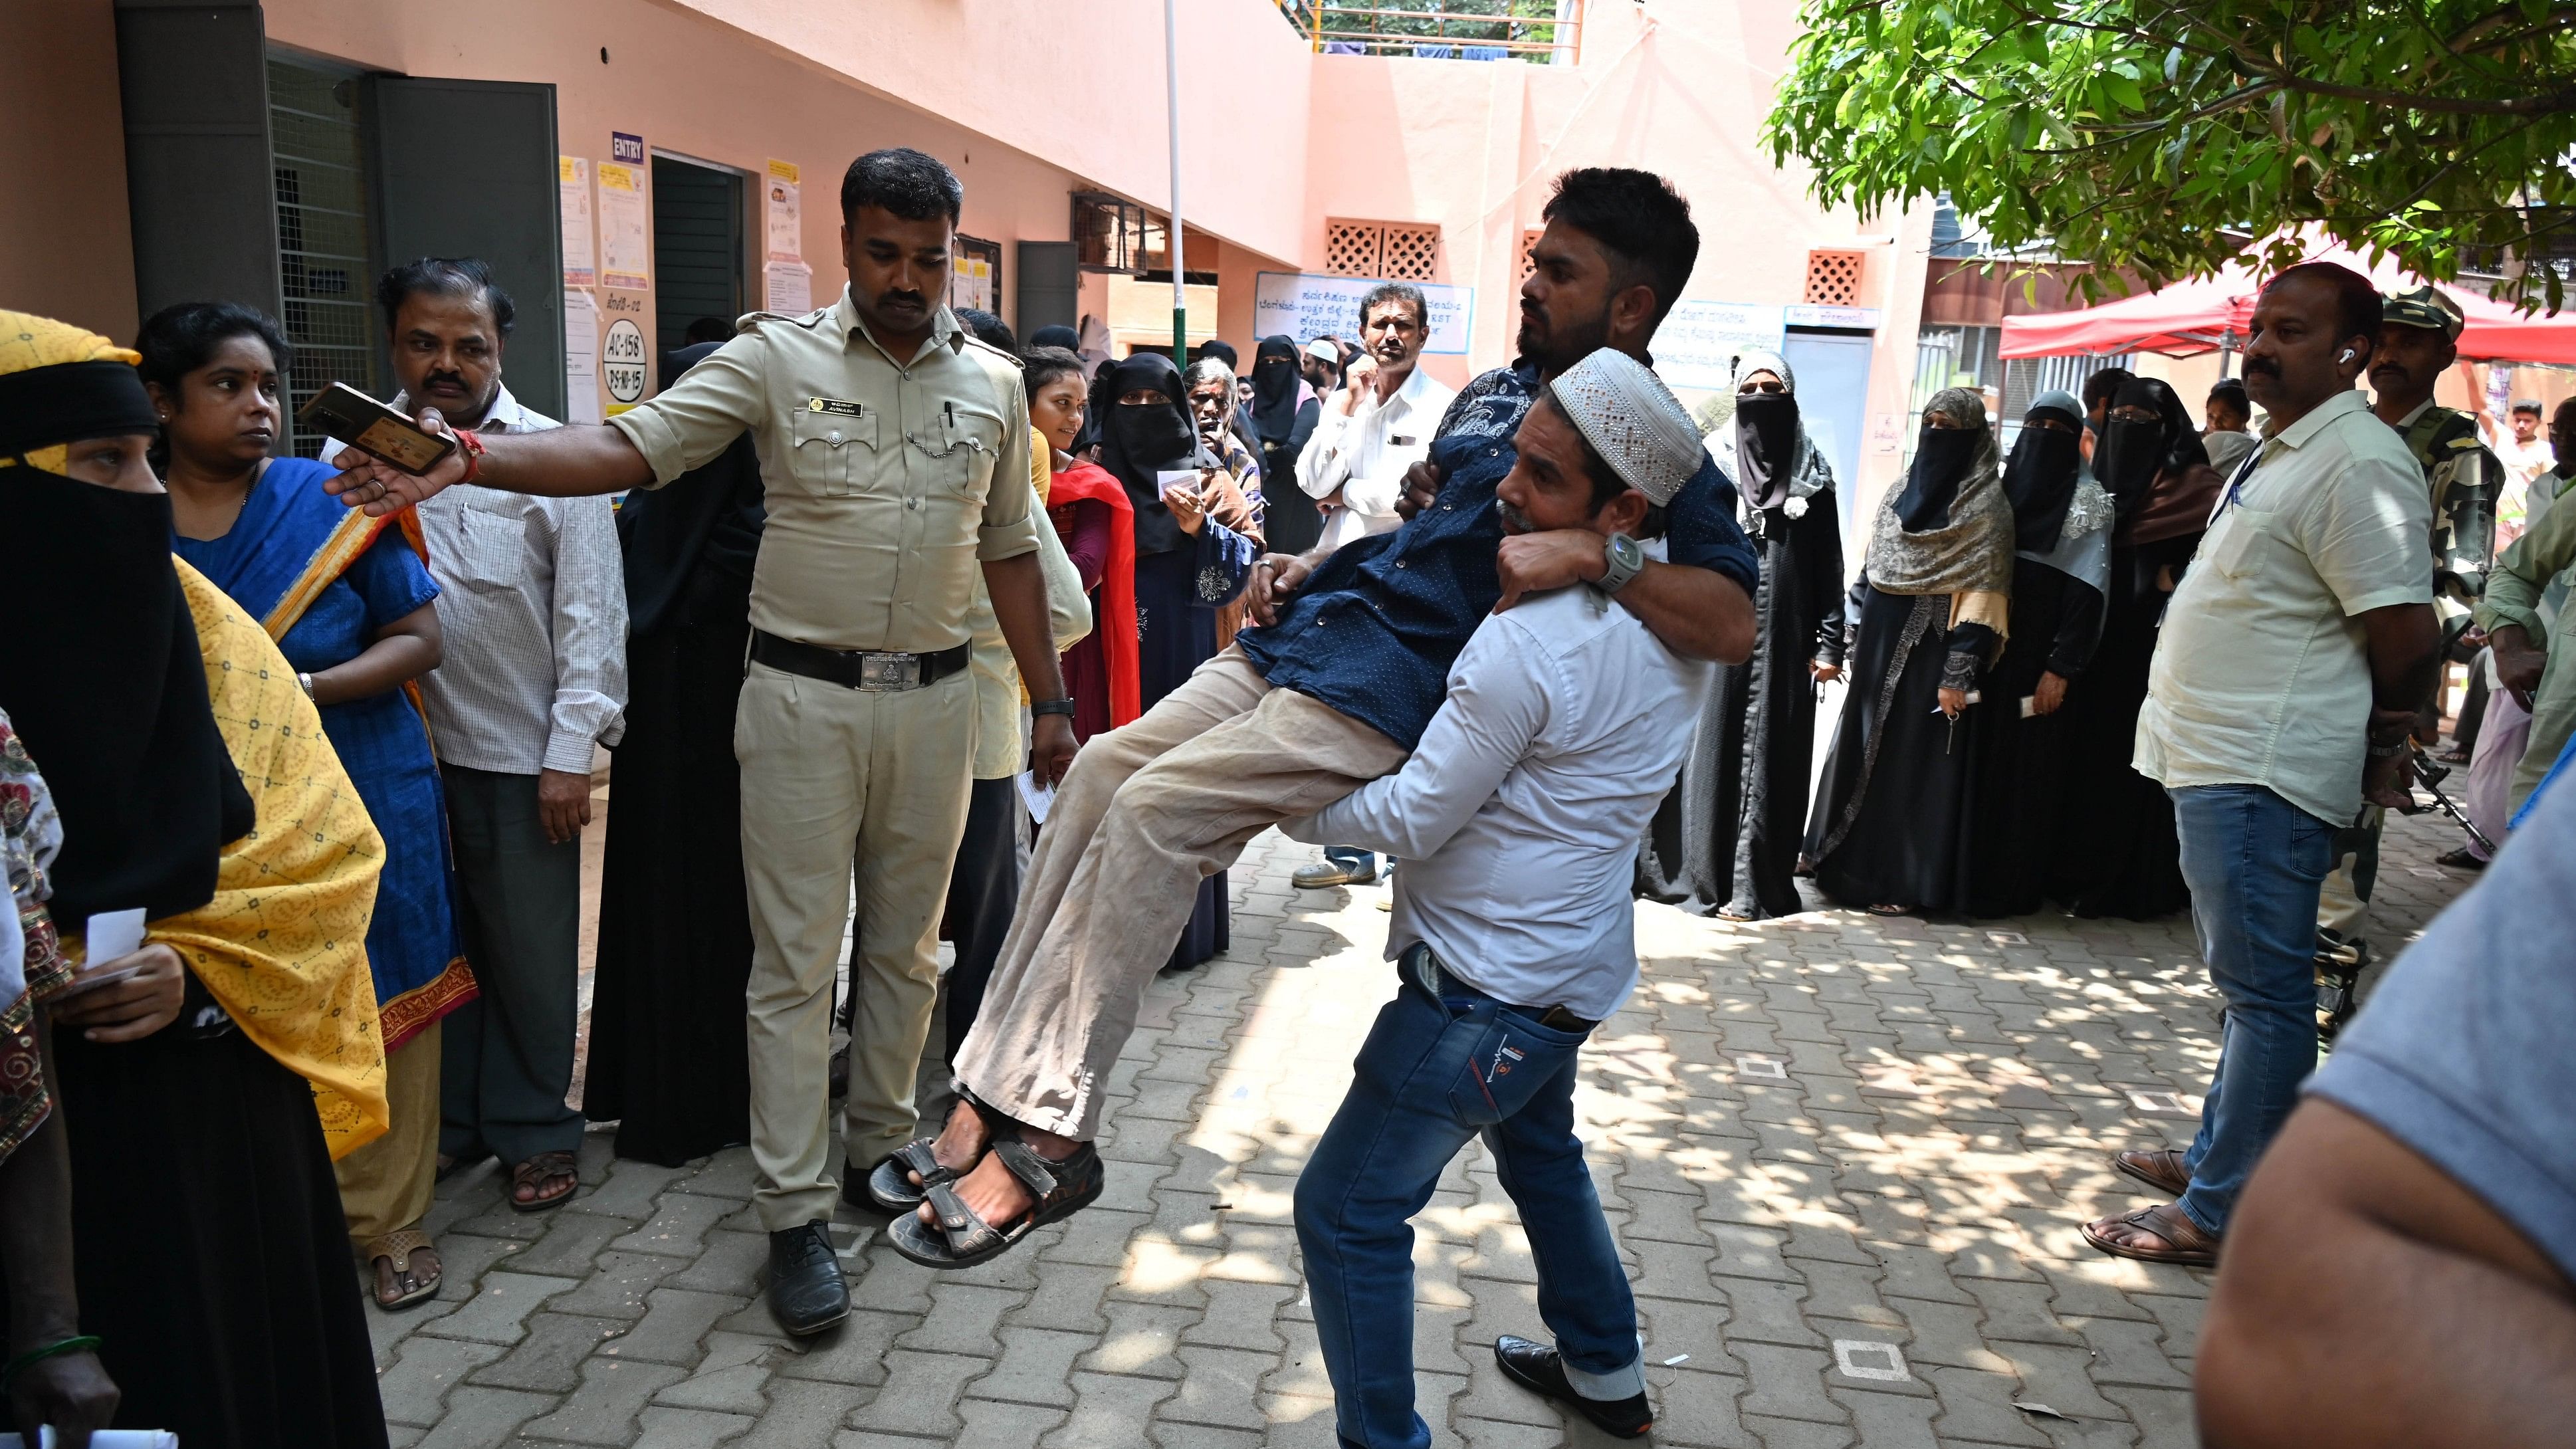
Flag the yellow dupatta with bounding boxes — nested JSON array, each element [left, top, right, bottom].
[[131, 561, 391, 1159]]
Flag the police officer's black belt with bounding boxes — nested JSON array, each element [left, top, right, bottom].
[[751, 630, 970, 692]]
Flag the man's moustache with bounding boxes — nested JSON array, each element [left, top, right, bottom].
[[2242, 358, 2282, 376], [424, 372, 467, 391], [879, 291, 926, 308]]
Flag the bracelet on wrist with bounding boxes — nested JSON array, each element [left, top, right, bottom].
[[453, 427, 486, 484], [2, 1335, 101, 1393]]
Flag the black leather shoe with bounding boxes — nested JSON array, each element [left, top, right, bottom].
[[1494, 1334, 1653, 1440], [766, 1220, 849, 1336]]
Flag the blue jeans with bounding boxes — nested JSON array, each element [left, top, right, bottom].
[[1325, 845, 1378, 877], [2169, 785, 2336, 1234], [1295, 962, 1640, 1449]]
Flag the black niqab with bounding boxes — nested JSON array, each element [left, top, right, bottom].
[[1098, 352, 1214, 555], [0, 466, 254, 925], [1733, 393, 1800, 511], [1891, 425, 1985, 532], [2000, 412, 2085, 553], [2093, 377, 2208, 518], [1248, 336, 1303, 443]]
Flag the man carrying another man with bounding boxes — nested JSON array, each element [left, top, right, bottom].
[[326, 148, 1077, 1338], [1282, 348, 1708, 1448], [1290, 281, 1456, 891], [871, 167, 1757, 1272]]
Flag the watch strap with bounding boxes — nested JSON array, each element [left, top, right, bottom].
[[1031, 697, 1078, 719], [1598, 532, 1646, 594]]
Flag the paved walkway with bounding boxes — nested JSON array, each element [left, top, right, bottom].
[[385, 806, 2474, 1448]]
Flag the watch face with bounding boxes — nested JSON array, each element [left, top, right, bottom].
[[1611, 534, 1644, 567]]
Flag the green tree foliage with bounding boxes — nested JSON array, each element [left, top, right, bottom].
[[1763, 0, 2576, 308]]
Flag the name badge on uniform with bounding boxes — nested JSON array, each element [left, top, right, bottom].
[[807, 397, 867, 417], [1391, 434, 1418, 447]]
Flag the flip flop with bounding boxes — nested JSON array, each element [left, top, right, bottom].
[[889, 1140, 1104, 1270], [362, 1228, 442, 1311], [2081, 1201, 2219, 1268]]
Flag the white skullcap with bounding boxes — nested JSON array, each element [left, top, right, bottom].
[[1305, 338, 1341, 364], [1546, 349, 1703, 505]]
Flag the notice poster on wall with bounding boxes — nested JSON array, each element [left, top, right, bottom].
[[598, 134, 651, 292], [765, 159, 802, 263], [949, 256, 994, 314], [764, 261, 812, 314], [1653, 301, 1787, 391], [559, 158, 596, 288], [1253, 273, 1473, 356], [562, 288, 603, 425]]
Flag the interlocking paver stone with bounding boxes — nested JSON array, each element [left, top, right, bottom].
[[398, 812, 2468, 1444]]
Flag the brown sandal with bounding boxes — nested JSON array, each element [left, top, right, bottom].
[[2113, 1149, 2192, 1198], [2082, 1201, 2219, 1268], [363, 1228, 442, 1310], [510, 1150, 579, 1212]]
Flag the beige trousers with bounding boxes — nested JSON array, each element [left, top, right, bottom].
[[736, 662, 977, 1231], [335, 1020, 442, 1243], [956, 648, 1405, 1140]]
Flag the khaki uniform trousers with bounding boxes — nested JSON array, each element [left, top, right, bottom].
[[956, 647, 1405, 1141], [736, 661, 976, 1231]]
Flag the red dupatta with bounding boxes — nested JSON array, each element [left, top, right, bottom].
[[1046, 461, 1142, 728]]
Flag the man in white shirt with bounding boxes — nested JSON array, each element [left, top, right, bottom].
[[1292, 283, 1459, 891], [1282, 348, 1707, 1448], [2090, 262, 2438, 1270], [363, 258, 628, 1213], [2485, 399, 2555, 499]]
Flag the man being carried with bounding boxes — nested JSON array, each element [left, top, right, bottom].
[[875, 167, 1759, 1269], [1283, 348, 1707, 1448]]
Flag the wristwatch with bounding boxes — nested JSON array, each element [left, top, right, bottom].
[[1598, 532, 1646, 594], [1031, 697, 1077, 719]]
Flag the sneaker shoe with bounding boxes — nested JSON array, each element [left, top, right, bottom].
[[1292, 859, 1376, 889], [1493, 1335, 1652, 1439], [766, 1220, 850, 1336]]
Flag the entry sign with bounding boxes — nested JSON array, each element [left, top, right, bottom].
[[602, 318, 649, 403], [1655, 301, 1787, 391], [1253, 273, 1475, 356]]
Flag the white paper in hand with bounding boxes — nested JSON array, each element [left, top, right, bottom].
[[1016, 770, 1057, 825], [1155, 469, 1200, 499], [83, 907, 147, 966]]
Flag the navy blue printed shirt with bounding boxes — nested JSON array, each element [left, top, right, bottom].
[[1237, 360, 1758, 750]]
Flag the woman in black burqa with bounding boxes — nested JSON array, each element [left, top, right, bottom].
[[1639, 348, 1844, 921], [1804, 387, 2014, 916]]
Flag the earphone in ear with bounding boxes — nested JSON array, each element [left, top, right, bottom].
[[2338, 348, 2355, 363]]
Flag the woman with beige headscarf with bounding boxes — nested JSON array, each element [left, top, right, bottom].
[[1802, 386, 2014, 915]]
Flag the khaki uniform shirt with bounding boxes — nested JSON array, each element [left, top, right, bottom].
[[2136, 388, 2432, 827], [609, 288, 1040, 653]]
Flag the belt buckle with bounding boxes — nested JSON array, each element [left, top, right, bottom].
[[857, 652, 921, 691]]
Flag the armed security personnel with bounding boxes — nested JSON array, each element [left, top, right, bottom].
[[2315, 283, 2498, 1032], [326, 148, 1078, 1337]]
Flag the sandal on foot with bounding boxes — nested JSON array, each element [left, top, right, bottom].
[[509, 1149, 580, 1213], [363, 1228, 442, 1311], [863, 1138, 959, 1214], [889, 1140, 1104, 1269], [2082, 1200, 2219, 1268], [2113, 1149, 2192, 1198], [1864, 903, 1910, 918]]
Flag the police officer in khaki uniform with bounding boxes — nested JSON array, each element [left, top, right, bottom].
[[2315, 283, 2499, 1035], [327, 148, 1079, 1335]]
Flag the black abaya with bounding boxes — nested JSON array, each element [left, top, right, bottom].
[[1966, 556, 2104, 917], [1804, 586, 2003, 913], [1640, 491, 1845, 919], [29, 1030, 389, 1448], [1255, 397, 1324, 556], [584, 420, 764, 1165], [2048, 535, 2199, 919]]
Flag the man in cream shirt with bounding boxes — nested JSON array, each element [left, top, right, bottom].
[[2088, 263, 2440, 1270], [1292, 282, 1457, 891]]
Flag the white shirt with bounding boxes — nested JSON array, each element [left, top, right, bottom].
[[2135, 388, 2431, 826], [2494, 429, 2554, 492], [1297, 363, 1457, 554], [340, 386, 629, 775], [1281, 579, 1707, 1020]]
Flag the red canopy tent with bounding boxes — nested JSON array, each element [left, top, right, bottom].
[[1999, 240, 2576, 365]]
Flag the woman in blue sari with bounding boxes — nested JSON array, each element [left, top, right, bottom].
[[140, 303, 471, 1312]]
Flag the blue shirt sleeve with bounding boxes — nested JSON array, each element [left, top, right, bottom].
[[1662, 456, 1760, 596], [345, 528, 441, 628]]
